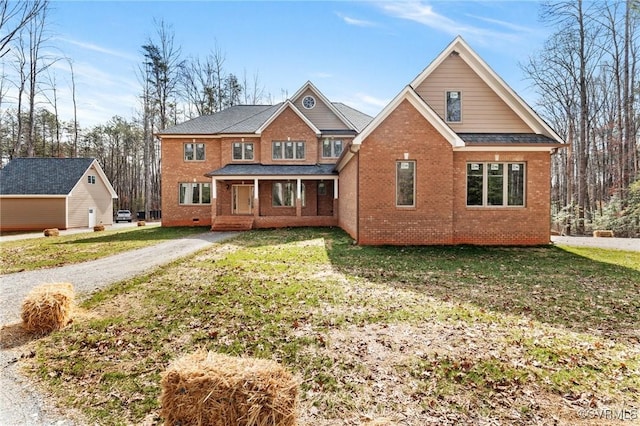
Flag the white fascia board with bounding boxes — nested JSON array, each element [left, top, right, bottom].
[[68, 159, 119, 199], [255, 100, 321, 136], [0, 194, 67, 198], [352, 86, 464, 148], [453, 145, 560, 152], [410, 36, 564, 144], [290, 81, 356, 130], [214, 174, 336, 181]]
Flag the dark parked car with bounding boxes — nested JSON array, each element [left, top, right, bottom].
[[115, 209, 133, 222]]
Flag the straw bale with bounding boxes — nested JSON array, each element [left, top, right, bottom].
[[137, 220, 146, 226], [593, 230, 614, 238], [94, 224, 105, 232], [43, 228, 59, 237], [21, 283, 75, 333], [160, 350, 299, 426]]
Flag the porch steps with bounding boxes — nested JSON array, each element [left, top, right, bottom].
[[212, 216, 254, 231]]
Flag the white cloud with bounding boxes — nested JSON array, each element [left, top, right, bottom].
[[378, 1, 520, 44], [310, 72, 333, 79], [55, 37, 138, 61], [336, 12, 377, 28], [343, 92, 390, 117]]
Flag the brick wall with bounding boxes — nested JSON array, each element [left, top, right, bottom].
[[357, 99, 455, 245], [161, 137, 220, 227], [338, 155, 358, 239], [260, 107, 319, 164], [452, 151, 551, 245]]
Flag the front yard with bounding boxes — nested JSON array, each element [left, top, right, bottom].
[[14, 228, 640, 424]]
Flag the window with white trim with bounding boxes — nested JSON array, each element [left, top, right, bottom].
[[272, 182, 305, 207], [179, 182, 211, 205], [466, 162, 525, 207], [184, 143, 205, 161], [396, 161, 415, 207], [232, 142, 254, 160], [272, 141, 305, 160], [446, 90, 461, 122], [322, 139, 343, 158]]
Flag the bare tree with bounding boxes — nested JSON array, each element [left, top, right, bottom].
[[0, 0, 46, 58]]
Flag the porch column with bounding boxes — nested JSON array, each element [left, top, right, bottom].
[[333, 177, 338, 199], [253, 178, 259, 218], [211, 177, 217, 227], [296, 178, 302, 217]]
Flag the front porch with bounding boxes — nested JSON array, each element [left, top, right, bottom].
[[207, 164, 339, 232]]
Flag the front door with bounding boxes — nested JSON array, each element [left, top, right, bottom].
[[88, 208, 96, 227], [233, 185, 253, 215]]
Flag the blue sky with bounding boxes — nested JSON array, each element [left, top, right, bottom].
[[8, 0, 551, 127]]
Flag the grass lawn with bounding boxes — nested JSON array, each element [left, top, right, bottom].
[[15, 228, 640, 425], [0, 225, 208, 274]]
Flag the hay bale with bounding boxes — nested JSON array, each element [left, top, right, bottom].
[[43, 228, 59, 237], [160, 350, 299, 426], [93, 224, 105, 232], [593, 230, 614, 238], [21, 283, 75, 333], [137, 220, 146, 227]]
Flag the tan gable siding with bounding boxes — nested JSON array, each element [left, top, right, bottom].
[[414, 54, 531, 133], [0, 198, 66, 231], [68, 167, 115, 228], [293, 88, 349, 130]]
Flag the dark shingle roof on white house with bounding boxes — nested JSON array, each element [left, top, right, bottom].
[[1, 157, 98, 195]]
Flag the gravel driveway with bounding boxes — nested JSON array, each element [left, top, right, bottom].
[[0, 230, 237, 425]]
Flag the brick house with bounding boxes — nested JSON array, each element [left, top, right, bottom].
[[158, 36, 564, 245]]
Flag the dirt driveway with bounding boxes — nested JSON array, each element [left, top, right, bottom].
[[0, 230, 237, 425]]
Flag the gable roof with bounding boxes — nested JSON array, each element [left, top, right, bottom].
[[410, 36, 563, 143], [255, 100, 321, 136], [337, 86, 464, 172], [157, 82, 373, 137], [0, 158, 117, 197], [290, 81, 362, 131]]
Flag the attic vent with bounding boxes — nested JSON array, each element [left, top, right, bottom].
[[451, 50, 460, 56], [302, 95, 316, 109]]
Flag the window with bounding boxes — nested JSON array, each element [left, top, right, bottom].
[[184, 143, 205, 161], [87, 175, 96, 184], [446, 90, 461, 122], [232, 142, 254, 160], [396, 161, 415, 207], [272, 182, 305, 207], [322, 139, 343, 158], [179, 183, 211, 205], [466, 163, 525, 207], [272, 141, 305, 160], [302, 95, 316, 109]]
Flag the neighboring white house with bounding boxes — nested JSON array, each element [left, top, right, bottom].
[[0, 158, 118, 231]]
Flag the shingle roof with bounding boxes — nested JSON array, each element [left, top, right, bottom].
[[0, 158, 96, 195], [458, 133, 561, 145], [205, 163, 337, 177], [157, 101, 372, 136], [332, 102, 373, 132]]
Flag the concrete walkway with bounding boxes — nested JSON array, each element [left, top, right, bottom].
[[0, 230, 237, 425]]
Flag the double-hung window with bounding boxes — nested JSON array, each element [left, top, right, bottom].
[[184, 143, 205, 161], [322, 139, 343, 158], [272, 182, 305, 207], [273, 141, 305, 160], [179, 183, 211, 205], [446, 90, 462, 123], [466, 162, 525, 207], [232, 142, 254, 160], [396, 161, 415, 207]]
